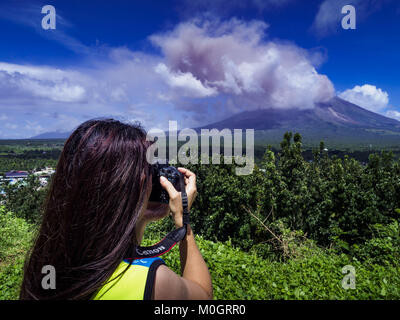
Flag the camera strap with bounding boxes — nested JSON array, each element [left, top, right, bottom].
[[133, 176, 189, 260]]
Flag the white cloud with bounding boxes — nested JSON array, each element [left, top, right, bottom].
[[5, 123, 17, 130], [385, 110, 400, 121], [311, 0, 349, 37], [338, 84, 389, 112], [24, 120, 45, 135], [0, 49, 176, 137], [0, 63, 87, 103]]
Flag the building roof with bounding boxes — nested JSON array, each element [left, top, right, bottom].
[[4, 170, 29, 178]]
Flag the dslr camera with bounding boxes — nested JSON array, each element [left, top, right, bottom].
[[149, 162, 184, 203]]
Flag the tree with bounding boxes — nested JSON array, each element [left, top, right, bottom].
[[3, 175, 48, 224]]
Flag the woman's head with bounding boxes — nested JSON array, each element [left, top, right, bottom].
[[20, 118, 155, 299]]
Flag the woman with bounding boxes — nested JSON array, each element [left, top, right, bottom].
[[19, 119, 213, 300]]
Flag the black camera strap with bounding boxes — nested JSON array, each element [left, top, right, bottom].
[[133, 176, 189, 260]]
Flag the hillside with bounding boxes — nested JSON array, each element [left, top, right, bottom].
[[197, 97, 400, 148]]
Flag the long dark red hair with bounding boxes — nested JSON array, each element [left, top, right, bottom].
[[20, 119, 152, 299]]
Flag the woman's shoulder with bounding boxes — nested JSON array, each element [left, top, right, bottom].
[[153, 263, 213, 300], [92, 257, 166, 300], [152, 263, 190, 299]]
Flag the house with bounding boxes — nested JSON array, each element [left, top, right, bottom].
[[4, 170, 29, 179], [2, 170, 29, 185], [34, 167, 55, 177], [33, 167, 55, 187], [4, 170, 28, 179]]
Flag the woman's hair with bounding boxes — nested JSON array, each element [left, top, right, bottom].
[[20, 119, 152, 299]]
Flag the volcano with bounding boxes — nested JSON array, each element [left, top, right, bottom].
[[197, 97, 400, 147]]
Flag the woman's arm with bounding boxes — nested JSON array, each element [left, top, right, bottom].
[[152, 168, 213, 300]]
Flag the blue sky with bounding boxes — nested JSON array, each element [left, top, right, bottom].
[[0, 0, 399, 138]]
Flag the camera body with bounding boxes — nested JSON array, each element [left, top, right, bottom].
[[149, 162, 183, 203]]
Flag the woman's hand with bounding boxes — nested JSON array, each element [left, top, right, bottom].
[[159, 167, 197, 228]]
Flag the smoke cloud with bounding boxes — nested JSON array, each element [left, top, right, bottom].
[[150, 18, 335, 114]]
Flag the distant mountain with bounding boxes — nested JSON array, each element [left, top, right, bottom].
[[29, 97, 400, 148], [30, 131, 71, 139], [196, 97, 400, 148]]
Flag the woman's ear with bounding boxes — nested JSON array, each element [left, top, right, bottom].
[[139, 170, 169, 222], [140, 170, 152, 198], [144, 202, 170, 222]]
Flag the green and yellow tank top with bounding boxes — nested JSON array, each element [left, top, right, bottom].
[[92, 257, 165, 300]]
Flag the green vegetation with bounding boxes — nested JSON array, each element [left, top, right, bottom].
[[144, 221, 400, 299], [255, 128, 400, 151], [0, 139, 61, 175], [0, 207, 34, 300], [0, 133, 399, 300], [2, 175, 48, 225], [183, 133, 400, 253], [2, 211, 399, 300]]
